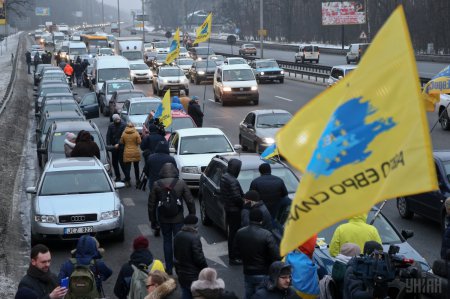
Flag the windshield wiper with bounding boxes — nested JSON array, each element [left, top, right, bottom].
[[258, 123, 275, 127], [370, 200, 387, 225]]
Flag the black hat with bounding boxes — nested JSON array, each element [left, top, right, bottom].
[[249, 208, 263, 223], [259, 163, 271, 174], [244, 190, 260, 202], [184, 214, 198, 225], [363, 241, 383, 255]]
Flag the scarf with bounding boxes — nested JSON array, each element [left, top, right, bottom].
[[27, 264, 55, 284]]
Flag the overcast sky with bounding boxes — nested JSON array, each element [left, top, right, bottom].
[[101, 0, 141, 11]]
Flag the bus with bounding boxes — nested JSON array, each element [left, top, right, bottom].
[[80, 35, 109, 54]]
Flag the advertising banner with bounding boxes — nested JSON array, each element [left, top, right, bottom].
[[322, 1, 366, 25], [0, 0, 5, 25], [35, 7, 50, 16]]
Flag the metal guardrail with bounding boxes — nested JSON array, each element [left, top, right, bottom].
[[0, 33, 21, 116]]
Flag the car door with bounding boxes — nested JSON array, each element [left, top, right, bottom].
[[204, 161, 227, 229], [79, 92, 99, 119], [120, 100, 131, 123], [99, 83, 107, 107], [241, 112, 256, 148]]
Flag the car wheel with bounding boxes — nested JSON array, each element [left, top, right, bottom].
[[115, 226, 125, 242], [397, 197, 414, 219], [200, 198, 212, 226], [439, 109, 450, 130], [279, 78, 284, 84]]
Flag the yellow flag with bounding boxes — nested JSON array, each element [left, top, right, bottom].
[[194, 13, 212, 44], [165, 28, 180, 65], [276, 6, 437, 256], [154, 89, 172, 128], [422, 65, 450, 112]]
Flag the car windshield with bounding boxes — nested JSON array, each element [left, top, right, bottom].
[[123, 51, 143, 60], [178, 60, 193, 66], [156, 54, 167, 61], [179, 135, 233, 155], [244, 44, 255, 48], [42, 117, 82, 135], [98, 68, 130, 82], [130, 64, 149, 70], [318, 210, 402, 246], [100, 48, 113, 55], [223, 69, 254, 81], [51, 131, 103, 152], [61, 46, 69, 52], [107, 82, 133, 94], [256, 61, 279, 68], [159, 69, 184, 77], [154, 42, 169, 48], [257, 113, 291, 128], [228, 59, 247, 65], [40, 170, 112, 195], [195, 48, 214, 55], [117, 92, 145, 103], [130, 102, 160, 115], [43, 103, 79, 113], [70, 48, 87, 55], [238, 167, 298, 193], [166, 117, 196, 132], [40, 87, 71, 96], [196, 61, 216, 68]]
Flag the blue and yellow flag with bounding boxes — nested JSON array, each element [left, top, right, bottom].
[[154, 89, 172, 128], [194, 13, 212, 44], [260, 143, 279, 160], [422, 65, 450, 111], [276, 6, 437, 255], [165, 28, 180, 65]]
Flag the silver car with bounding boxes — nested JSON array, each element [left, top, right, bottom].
[[26, 157, 125, 244], [121, 97, 162, 134], [239, 109, 292, 153]]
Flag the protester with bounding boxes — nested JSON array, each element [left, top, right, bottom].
[[63, 62, 73, 83], [73, 56, 83, 87], [25, 50, 32, 74], [64, 132, 77, 157], [114, 236, 165, 299], [191, 268, 239, 299], [148, 163, 196, 275], [59, 235, 113, 297], [220, 158, 244, 265], [241, 190, 273, 231], [106, 114, 127, 181], [284, 234, 320, 299], [144, 270, 178, 299], [141, 123, 166, 160], [33, 52, 41, 71], [144, 141, 176, 192], [249, 163, 289, 221], [188, 96, 204, 127], [251, 261, 300, 299], [329, 213, 382, 257], [70, 131, 100, 159], [441, 197, 450, 260], [120, 122, 142, 187], [174, 215, 208, 299], [171, 96, 185, 111], [17, 244, 67, 299], [179, 90, 191, 112], [15, 287, 39, 299], [55, 50, 61, 67], [233, 209, 280, 299], [331, 243, 361, 298]]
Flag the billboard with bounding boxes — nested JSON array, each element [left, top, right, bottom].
[[35, 7, 50, 16], [322, 2, 366, 25], [0, 0, 5, 25]]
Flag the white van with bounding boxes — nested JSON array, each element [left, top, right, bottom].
[[213, 64, 259, 106], [68, 41, 88, 61], [92, 56, 131, 96]]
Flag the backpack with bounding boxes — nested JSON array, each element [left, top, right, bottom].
[[157, 179, 182, 218], [127, 264, 149, 299], [66, 258, 100, 299], [319, 275, 337, 299]]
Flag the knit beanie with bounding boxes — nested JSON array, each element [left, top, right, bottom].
[[259, 163, 271, 174], [340, 243, 361, 257], [133, 236, 149, 250], [244, 190, 260, 202], [184, 214, 198, 225]]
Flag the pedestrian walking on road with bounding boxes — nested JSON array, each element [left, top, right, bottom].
[[144, 141, 176, 192], [33, 52, 41, 71], [188, 96, 204, 127], [120, 122, 142, 187], [17, 244, 68, 299], [220, 158, 244, 266], [241, 190, 273, 231], [174, 215, 208, 299], [106, 114, 126, 182], [25, 50, 32, 74], [251, 261, 300, 299], [148, 163, 196, 275], [141, 123, 166, 160], [191, 267, 239, 299], [73, 56, 83, 87]]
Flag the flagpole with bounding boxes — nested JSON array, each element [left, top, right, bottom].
[[201, 36, 211, 115]]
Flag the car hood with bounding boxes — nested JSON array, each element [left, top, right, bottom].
[[131, 69, 151, 74], [197, 66, 216, 72], [255, 127, 281, 139], [223, 80, 256, 87], [36, 192, 117, 215], [128, 115, 147, 126], [176, 152, 234, 168], [255, 67, 283, 72], [159, 75, 185, 81]]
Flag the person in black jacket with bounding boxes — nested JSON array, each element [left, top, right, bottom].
[[187, 97, 204, 127], [220, 158, 244, 265], [17, 244, 68, 299], [234, 209, 280, 299], [241, 190, 273, 231], [149, 163, 196, 275], [251, 261, 300, 299], [73, 57, 83, 87], [106, 114, 126, 181], [250, 163, 289, 221], [441, 197, 450, 260], [25, 51, 32, 74], [141, 123, 166, 160], [144, 141, 177, 191], [70, 131, 100, 159], [174, 215, 208, 299]]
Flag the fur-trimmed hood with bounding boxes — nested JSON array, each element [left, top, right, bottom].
[[190, 267, 225, 299], [144, 278, 177, 299]]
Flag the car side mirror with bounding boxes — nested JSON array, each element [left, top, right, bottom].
[[26, 187, 37, 194], [169, 147, 176, 154], [246, 123, 254, 129], [401, 229, 414, 240], [233, 144, 242, 151], [115, 182, 126, 189]]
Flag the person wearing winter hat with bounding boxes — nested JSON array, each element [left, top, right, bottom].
[[241, 190, 273, 231], [252, 261, 300, 299], [120, 122, 142, 187], [284, 234, 320, 299], [106, 113, 126, 182], [187, 96, 204, 127], [64, 132, 77, 157], [233, 209, 280, 299], [191, 268, 239, 299], [171, 96, 185, 111], [114, 235, 165, 299], [144, 270, 178, 299], [141, 122, 166, 160], [331, 243, 361, 299], [70, 131, 100, 159], [174, 215, 208, 299], [179, 90, 191, 112]]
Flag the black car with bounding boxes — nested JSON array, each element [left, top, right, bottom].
[[198, 153, 299, 233], [33, 64, 55, 86], [36, 93, 76, 119], [37, 99, 82, 121], [108, 89, 146, 119], [78, 92, 99, 119], [397, 150, 450, 231], [188, 60, 217, 85], [82, 65, 94, 89], [34, 84, 73, 112]]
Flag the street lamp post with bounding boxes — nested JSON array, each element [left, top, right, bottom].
[[259, 0, 263, 59], [142, 0, 145, 42], [117, 0, 121, 36], [102, 0, 105, 25]]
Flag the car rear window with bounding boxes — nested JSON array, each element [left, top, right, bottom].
[[51, 131, 103, 152], [117, 92, 145, 103], [303, 46, 312, 52], [107, 82, 133, 94], [238, 167, 298, 193], [179, 135, 233, 155], [165, 117, 196, 132]]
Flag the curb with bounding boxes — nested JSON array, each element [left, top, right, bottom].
[[0, 32, 21, 116]]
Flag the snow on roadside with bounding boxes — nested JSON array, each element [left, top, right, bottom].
[[0, 32, 21, 100]]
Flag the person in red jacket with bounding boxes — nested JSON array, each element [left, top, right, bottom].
[[64, 63, 74, 83]]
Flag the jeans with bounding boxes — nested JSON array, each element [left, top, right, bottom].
[[160, 222, 183, 273], [27, 62, 31, 74], [244, 275, 267, 299], [111, 149, 125, 180], [267, 196, 292, 223], [124, 161, 139, 183], [181, 286, 193, 299], [76, 75, 82, 87], [226, 210, 241, 260]]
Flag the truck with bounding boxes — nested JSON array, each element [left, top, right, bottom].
[[114, 37, 144, 61]]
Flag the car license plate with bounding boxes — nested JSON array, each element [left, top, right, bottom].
[[237, 96, 247, 100], [64, 226, 93, 235]]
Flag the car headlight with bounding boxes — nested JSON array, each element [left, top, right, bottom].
[[260, 71, 265, 75], [181, 166, 201, 174], [198, 71, 205, 75], [197, 57, 202, 61], [163, 79, 168, 83], [223, 86, 232, 92], [262, 137, 275, 144], [101, 210, 121, 220], [280, 70, 284, 75], [251, 86, 258, 91], [35, 215, 56, 223]]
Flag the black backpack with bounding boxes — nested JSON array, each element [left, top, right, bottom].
[[157, 179, 182, 217]]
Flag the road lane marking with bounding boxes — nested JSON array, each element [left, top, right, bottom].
[[275, 96, 293, 102], [123, 197, 135, 206], [200, 237, 228, 268], [138, 224, 153, 236]]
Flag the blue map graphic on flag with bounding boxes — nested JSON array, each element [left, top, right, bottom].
[[433, 65, 450, 80], [307, 97, 396, 178], [169, 40, 177, 52], [154, 103, 163, 118], [200, 24, 208, 35]]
